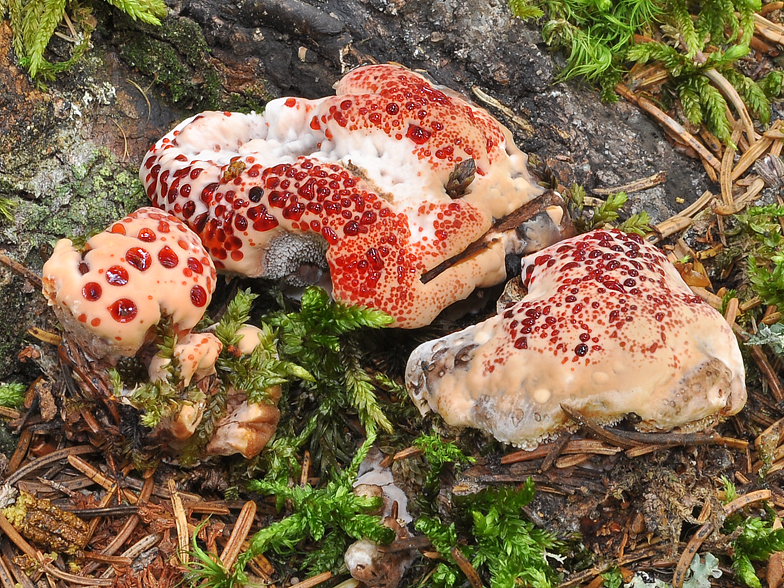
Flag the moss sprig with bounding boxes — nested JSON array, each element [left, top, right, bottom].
[[5, 0, 165, 81]]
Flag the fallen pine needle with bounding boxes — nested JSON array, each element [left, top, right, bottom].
[[290, 571, 332, 588], [673, 522, 714, 588], [169, 478, 190, 566], [220, 500, 257, 569]]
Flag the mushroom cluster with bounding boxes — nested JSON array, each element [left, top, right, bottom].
[[406, 229, 746, 447], [139, 64, 562, 327], [42, 207, 217, 362]]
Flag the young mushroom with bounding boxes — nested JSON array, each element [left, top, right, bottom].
[[406, 229, 746, 447], [139, 64, 568, 328], [42, 207, 217, 362]]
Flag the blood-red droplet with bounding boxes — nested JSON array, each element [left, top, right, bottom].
[[126, 247, 152, 271], [138, 228, 156, 242], [158, 246, 179, 268], [82, 282, 102, 301], [106, 265, 129, 286], [406, 125, 431, 144], [109, 224, 126, 235], [78, 262, 89, 275], [108, 299, 138, 323], [190, 285, 208, 307], [187, 257, 204, 274]]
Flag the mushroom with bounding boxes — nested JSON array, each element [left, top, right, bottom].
[[139, 64, 564, 328], [205, 325, 282, 458], [42, 207, 217, 362], [148, 332, 223, 387], [405, 229, 746, 447]]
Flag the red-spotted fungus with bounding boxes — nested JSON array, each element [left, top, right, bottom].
[[148, 332, 223, 388], [140, 63, 557, 328], [42, 207, 217, 362], [405, 229, 746, 447]]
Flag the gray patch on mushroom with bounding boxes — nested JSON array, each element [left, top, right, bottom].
[[515, 211, 563, 254], [260, 231, 329, 287]]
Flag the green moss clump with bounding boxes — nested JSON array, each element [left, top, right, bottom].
[[117, 15, 221, 109]]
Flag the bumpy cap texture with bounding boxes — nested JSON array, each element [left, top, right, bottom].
[[139, 64, 542, 327], [406, 229, 746, 447]]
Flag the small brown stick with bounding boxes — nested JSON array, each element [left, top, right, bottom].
[[502, 439, 621, 464], [0, 406, 19, 420], [754, 13, 784, 45], [624, 444, 678, 458], [169, 478, 190, 565], [616, 85, 722, 171], [673, 522, 714, 588], [184, 502, 232, 515], [62, 505, 140, 518], [81, 553, 132, 566], [300, 451, 311, 487], [25, 327, 61, 346], [67, 456, 137, 503], [99, 534, 162, 580], [690, 286, 723, 309], [559, 405, 641, 449], [724, 297, 740, 329], [555, 454, 592, 468], [451, 547, 484, 588], [740, 297, 763, 312], [290, 571, 332, 588], [117, 533, 161, 560], [392, 446, 424, 461], [561, 404, 744, 449], [592, 171, 666, 195], [420, 190, 566, 284], [220, 501, 257, 569], [559, 546, 663, 588], [761, 2, 784, 15], [1, 552, 34, 588], [734, 325, 784, 402], [3, 445, 96, 486], [6, 429, 33, 475], [471, 86, 534, 134], [0, 551, 15, 588], [37, 476, 82, 499], [732, 121, 780, 181], [720, 124, 744, 207], [540, 432, 571, 472], [734, 177, 766, 208], [0, 252, 42, 290], [724, 489, 772, 516], [650, 216, 692, 243]]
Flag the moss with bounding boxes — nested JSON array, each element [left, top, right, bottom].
[[14, 146, 147, 257], [116, 14, 221, 109]]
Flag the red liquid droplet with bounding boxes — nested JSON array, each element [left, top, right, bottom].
[[108, 298, 138, 323]]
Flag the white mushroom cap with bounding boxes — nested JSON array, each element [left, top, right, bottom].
[[42, 207, 217, 362], [148, 332, 222, 387], [140, 64, 547, 328], [406, 229, 746, 447]]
